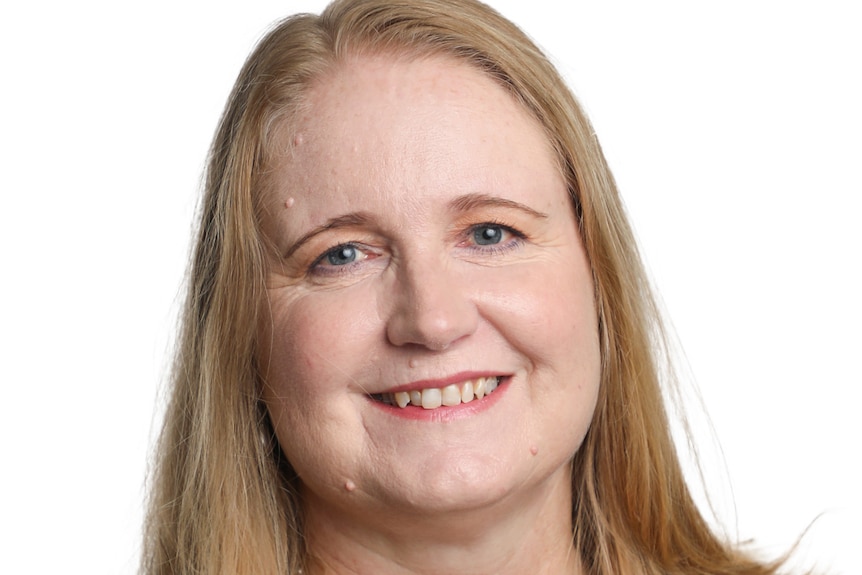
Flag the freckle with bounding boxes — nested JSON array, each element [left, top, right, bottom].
[[344, 480, 356, 492], [284, 197, 295, 209], [530, 446, 539, 456]]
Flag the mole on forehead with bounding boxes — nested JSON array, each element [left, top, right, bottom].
[[284, 197, 295, 209]]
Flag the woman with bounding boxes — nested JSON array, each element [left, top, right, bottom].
[[142, 1, 795, 573]]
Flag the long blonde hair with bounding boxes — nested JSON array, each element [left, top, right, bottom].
[[143, 1, 790, 573]]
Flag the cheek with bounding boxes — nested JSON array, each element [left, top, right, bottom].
[[517, 264, 601, 454], [495, 257, 598, 361], [481, 247, 601, 426], [259, 289, 379, 485], [260, 286, 381, 416]]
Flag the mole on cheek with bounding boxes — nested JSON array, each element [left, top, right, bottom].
[[530, 445, 539, 456], [344, 480, 357, 492], [285, 197, 295, 209]]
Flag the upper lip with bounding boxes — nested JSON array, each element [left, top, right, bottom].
[[378, 371, 505, 394]]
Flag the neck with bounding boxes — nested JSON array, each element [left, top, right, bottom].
[[302, 464, 582, 575]]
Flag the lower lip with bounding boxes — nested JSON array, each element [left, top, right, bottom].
[[368, 377, 510, 422]]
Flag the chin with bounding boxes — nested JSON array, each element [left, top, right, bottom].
[[374, 444, 564, 518]]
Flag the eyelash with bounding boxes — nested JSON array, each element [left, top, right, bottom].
[[307, 220, 526, 277]]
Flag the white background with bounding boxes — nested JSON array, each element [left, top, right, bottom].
[[1, 1, 859, 573]]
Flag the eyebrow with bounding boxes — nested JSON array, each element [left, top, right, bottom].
[[283, 194, 548, 259], [448, 193, 549, 219]]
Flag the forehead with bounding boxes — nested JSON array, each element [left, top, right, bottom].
[[264, 53, 562, 217], [275, 54, 553, 182]]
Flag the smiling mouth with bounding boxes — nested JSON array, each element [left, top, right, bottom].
[[372, 376, 502, 410]]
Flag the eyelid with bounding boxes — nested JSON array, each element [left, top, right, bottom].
[[308, 242, 379, 277], [459, 221, 527, 254], [284, 213, 374, 260], [465, 220, 526, 241]]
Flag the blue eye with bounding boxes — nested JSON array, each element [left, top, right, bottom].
[[309, 242, 379, 277], [473, 225, 504, 245], [326, 245, 358, 266]]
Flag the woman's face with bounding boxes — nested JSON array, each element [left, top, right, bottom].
[[258, 54, 601, 521]]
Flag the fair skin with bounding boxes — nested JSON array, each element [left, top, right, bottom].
[[258, 54, 600, 575]]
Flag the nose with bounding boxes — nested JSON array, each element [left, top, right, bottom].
[[385, 257, 479, 351]]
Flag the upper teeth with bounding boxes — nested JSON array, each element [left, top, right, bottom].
[[383, 377, 500, 410]]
